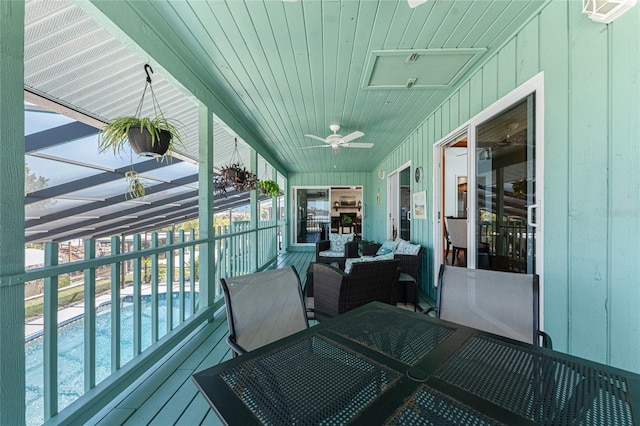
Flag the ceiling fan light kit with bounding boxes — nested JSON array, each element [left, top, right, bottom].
[[407, 0, 429, 8]]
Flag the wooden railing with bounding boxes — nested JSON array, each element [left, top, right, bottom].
[[479, 220, 532, 271], [19, 223, 278, 424]]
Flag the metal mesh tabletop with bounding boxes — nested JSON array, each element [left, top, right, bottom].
[[386, 384, 505, 426], [329, 308, 455, 365], [220, 335, 402, 425], [194, 303, 640, 426], [436, 336, 635, 425]]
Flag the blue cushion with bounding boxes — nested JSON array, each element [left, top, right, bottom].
[[376, 240, 399, 255], [329, 233, 354, 253], [319, 250, 345, 258], [396, 241, 421, 256], [344, 253, 394, 273]]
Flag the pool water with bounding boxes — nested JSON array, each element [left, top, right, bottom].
[[25, 292, 197, 426]]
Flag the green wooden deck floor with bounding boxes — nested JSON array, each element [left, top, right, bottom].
[[85, 251, 433, 425]]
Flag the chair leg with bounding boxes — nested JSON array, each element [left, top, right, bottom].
[[446, 240, 451, 264]]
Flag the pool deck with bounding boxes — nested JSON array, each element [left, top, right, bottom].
[[46, 250, 433, 425]]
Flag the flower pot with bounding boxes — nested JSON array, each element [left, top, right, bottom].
[[128, 125, 172, 157]]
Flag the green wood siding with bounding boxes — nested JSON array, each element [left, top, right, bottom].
[[0, 1, 25, 423], [370, 1, 640, 373]]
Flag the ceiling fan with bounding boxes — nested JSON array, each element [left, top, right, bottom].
[[303, 125, 374, 154]]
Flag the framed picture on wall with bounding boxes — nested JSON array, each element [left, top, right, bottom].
[[339, 196, 357, 207], [413, 191, 427, 220]]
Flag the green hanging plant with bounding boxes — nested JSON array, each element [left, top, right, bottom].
[[257, 179, 280, 197], [98, 64, 185, 160], [125, 169, 147, 199], [99, 115, 184, 160]]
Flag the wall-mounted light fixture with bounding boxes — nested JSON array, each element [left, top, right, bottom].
[[582, 0, 638, 23]]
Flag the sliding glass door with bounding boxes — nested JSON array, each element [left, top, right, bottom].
[[475, 96, 536, 273], [434, 74, 543, 277]]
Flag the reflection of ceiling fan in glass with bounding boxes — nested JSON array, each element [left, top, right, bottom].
[[303, 125, 374, 154], [500, 122, 526, 146], [283, 0, 428, 8]]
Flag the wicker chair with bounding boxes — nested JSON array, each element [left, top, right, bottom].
[[311, 259, 400, 322], [315, 238, 359, 270], [361, 243, 424, 310]]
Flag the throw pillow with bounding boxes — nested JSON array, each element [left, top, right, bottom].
[[344, 253, 394, 273], [329, 233, 354, 252], [376, 240, 399, 255], [396, 241, 421, 256]]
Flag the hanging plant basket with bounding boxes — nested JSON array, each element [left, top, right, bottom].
[[258, 179, 280, 197], [128, 125, 172, 157], [125, 169, 147, 199], [217, 139, 258, 193], [98, 64, 184, 161]]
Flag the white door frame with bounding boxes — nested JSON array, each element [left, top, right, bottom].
[[387, 161, 411, 240], [432, 72, 545, 324]]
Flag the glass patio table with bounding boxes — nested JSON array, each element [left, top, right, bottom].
[[192, 302, 640, 425]]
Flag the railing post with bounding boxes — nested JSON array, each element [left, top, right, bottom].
[[110, 236, 121, 371], [83, 239, 96, 391], [189, 229, 197, 314], [151, 232, 159, 342], [165, 231, 174, 332], [43, 242, 59, 420], [178, 230, 186, 322], [133, 234, 142, 356]]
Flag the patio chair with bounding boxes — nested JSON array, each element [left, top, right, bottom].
[[426, 264, 552, 348], [220, 266, 309, 356], [444, 216, 467, 266], [312, 259, 400, 322], [315, 233, 359, 270]]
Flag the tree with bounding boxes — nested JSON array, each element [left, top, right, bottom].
[[25, 164, 48, 194]]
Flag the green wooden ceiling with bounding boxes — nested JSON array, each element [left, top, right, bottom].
[[25, 0, 546, 174]]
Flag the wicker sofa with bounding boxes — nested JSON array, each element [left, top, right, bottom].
[[311, 259, 400, 322]]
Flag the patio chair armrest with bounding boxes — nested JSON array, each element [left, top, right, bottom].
[[315, 240, 330, 256], [362, 243, 382, 256], [345, 240, 360, 258], [226, 335, 248, 357], [538, 331, 553, 349], [394, 246, 424, 280], [424, 306, 438, 317]]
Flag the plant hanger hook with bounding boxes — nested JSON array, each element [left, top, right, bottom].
[[144, 64, 153, 83], [135, 64, 161, 119]]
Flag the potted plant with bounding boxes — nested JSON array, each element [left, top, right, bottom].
[[99, 115, 184, 159], [125, 169, 146, 199], [257, 179, 280, 197]]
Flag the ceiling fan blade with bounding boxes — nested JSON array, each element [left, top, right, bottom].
[[340, 131, 364, 144], [304, 134, 329, 143], [407, 0, 428, 8], [301, 145, 331, 150], [341, 143, 374, 148]]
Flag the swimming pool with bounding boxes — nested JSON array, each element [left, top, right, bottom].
[[25, 292, 197, 426]]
